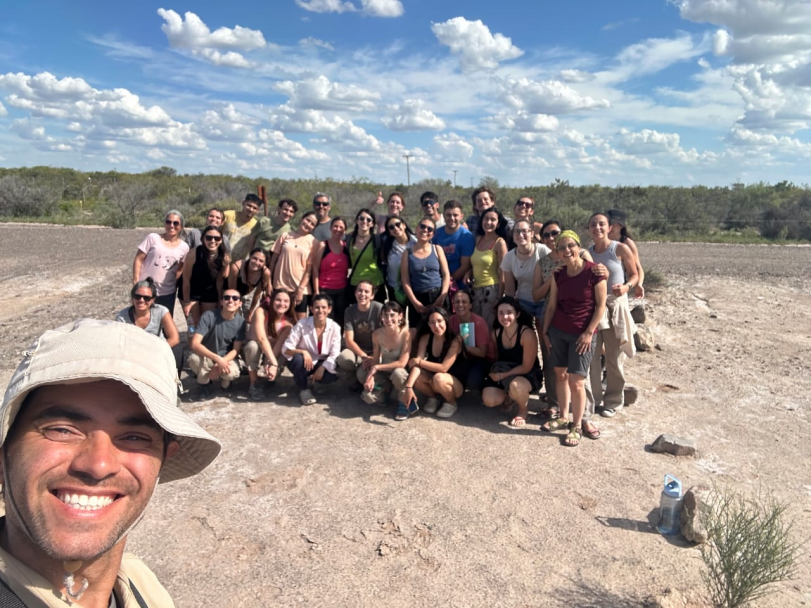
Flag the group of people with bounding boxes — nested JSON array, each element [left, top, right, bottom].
[[126, 188, 645, 448]]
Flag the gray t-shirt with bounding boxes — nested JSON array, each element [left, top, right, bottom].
[[312, 220, 332, 242], [185, 229, 232, 253], [344, 301, 383, 354], [195, 310, 246, 357], [500, 243, 550, 301], [115, 304, 170, 337]]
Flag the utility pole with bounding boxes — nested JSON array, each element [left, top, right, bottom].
[[453, 170, 457, 188], [470, 177, 474, 188], [403, 154, 413, 186]]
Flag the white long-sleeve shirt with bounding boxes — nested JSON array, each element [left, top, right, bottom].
[[282, 317, 342, 373]]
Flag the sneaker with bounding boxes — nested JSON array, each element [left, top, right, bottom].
[[600, 404, 623, 418], [248, 384, 265, 402], [196, 383, 215, 401], [423, 397, 440, 414], [300, 388, 317, 405], [436, 402, 458, 418], [395, 398, 419, 421], [221, 378, 231, 390]]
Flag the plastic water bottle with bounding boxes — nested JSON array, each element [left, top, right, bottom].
[[658, 474, 683, 536], [185, 313, 195, 335]]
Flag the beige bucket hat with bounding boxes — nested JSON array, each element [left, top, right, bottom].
[[1, 319, 221, 483]]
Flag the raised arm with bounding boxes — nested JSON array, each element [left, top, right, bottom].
[[311, 241, 326, 294]]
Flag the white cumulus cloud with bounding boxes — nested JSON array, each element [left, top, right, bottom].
[[432, 132, 474, 162], [296, 0, 356, 14], [296, 0, 403, 17], [431, 17, 523, 73], [383, 99, 445, 131], [299, 37, 334, 51], [0, 101, 6, 117], [360, 0, 404, 17], [275, 75, 381, 111], [498, 77, 610, 114], [10, 118, 47, 140]]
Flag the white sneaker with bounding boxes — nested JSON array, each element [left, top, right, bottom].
[[423, 397, 440, 414], [300, 389, 317, 405], [436, 402, 458, 418]]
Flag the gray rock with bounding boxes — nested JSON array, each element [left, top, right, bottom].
[[635, 324, 655, 352], [631, 305, 647, 324], [680, 485, 712, 544], [624, 385, 639, 405], [651, 433, 697, 457]]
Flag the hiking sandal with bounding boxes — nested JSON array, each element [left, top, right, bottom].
[[564, 425, 581, 447], [542, 417, 569, 432]]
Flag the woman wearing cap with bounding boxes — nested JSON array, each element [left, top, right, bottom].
[[380, 216, 416, 306], [181, 225, 230, 332], [243, 290, 295, 401], [607, 209, 645, 299], [346, 208, 385, 304], [588, 212, 639, 419], [132, 209, 189, 313], [482, 296, 543, 428], [283, 293, 341, 405], [269, 211, 318, 320], [541, 230, 607, 447], [116, 277, 184, 371], [403, 306, 468, 419], [401, 218, 450, 329], [230, 247, 271, 322], [312, 217, 350, 327], [471, 208, 507, 328]]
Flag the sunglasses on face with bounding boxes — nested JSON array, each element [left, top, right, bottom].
[[204, 235, 222, 242], [387, 221, 403, 231], [314, 202, 330, 208], [516, 202, 533, 209], [132, 294, 154, 301], [165, 220, 181, 227], [421, 200, 437, 207], [543, 230, 561, 238], [222, 295, 241, 302], [418, 224, 435, 233]]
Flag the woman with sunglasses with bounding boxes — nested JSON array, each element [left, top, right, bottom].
[[269, 211, 318, 320], [471, 208, 508, 327], [381, 216, 416, 305], [312, 217, 350, 327], [229, 247, 271, 322], [181, 225, 230, 331], [400, 218, 450, 329], [243, 290, 295, 401], [541, 231, 607, 447], [116, 277, 183, 371], [403, 306, 468, 419], [132, 209, 189, 313], [346, 209, 385, 304]]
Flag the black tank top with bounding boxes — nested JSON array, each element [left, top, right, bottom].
[[496, 326, 541, 371], [426, 332, 468, 384]]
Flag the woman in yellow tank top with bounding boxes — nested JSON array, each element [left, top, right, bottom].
[[470, 208, 507, 327]]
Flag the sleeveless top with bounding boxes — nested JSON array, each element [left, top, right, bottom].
[[349, 237, 384, 286], [589, 240, 624, 288], [115, 304, 170, 338], [425, 332, 468, 386], [189, 246, 220, 300], [236, 265, 261, 296], [320, 241, 350, 290], [408, 245, 442, 292], [495, 326, 540, 372], [274, 233, 315, 294], [470, 238, 501, 288], [379, 331, 407, 364]]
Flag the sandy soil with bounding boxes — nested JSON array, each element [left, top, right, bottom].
[[0, 225, 809, 608]]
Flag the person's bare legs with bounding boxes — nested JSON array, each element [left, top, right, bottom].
[[414, 369, 436, 397], [569, 374, 586, 428], [482, 387, 506, 408], [555, 367, 571, 421], [431, 372, 462, 405], [507, 376, 531, 423]]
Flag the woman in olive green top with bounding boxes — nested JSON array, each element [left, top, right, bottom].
[[346, 208, 385, 304]]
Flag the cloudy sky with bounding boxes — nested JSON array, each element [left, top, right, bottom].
[[1, 0, 810, 186]]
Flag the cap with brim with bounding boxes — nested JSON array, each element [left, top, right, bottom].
[[1, 319, 221, 483]]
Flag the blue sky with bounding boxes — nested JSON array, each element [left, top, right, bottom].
[[1, 0, 810, 186]]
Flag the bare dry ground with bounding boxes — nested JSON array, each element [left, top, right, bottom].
[[0, 225, 809, 607]]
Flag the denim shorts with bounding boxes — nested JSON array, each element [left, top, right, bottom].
[[519, 298, 545, 318]]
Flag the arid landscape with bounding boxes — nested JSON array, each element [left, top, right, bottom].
[[0, 224, 808, 607]]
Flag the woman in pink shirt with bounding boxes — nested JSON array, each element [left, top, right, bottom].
[[132, 209, 189, 313], [312, 217, 350, 326]]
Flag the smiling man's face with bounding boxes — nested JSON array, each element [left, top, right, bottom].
[[0, 380, 176, 563]]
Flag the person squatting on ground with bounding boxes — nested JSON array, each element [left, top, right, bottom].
[[587, 212, 639, 418], [482, 296, 543, 428], [116, 277, 184, 372], [335, 281, 384, 391], [0, 319, 220, 607], [359, 301, 412, 419], [188, 289, 246, 400], [402, 306, 469, 420], [541, 230, 607, 447], [132, 209, 189, 313], [449, 289, 494, 393], [282, 293, 341, 405], [242, 289, 295, 401]]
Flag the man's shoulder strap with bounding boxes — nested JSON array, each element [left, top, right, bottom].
[[128, 579, 149, 608], [0, 578, 26, 608]]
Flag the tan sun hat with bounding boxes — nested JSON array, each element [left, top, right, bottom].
[[1, 318, 221, 483]]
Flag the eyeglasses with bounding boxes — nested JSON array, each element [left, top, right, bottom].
[[515, 229, 532, 236], [542, 230, 561, 238], [132, 294, 154, 301], [418, 223, 435, 233], [204, 235, 222, 242], [164, 220, 181, 227], [222, 295, 241, 302], [387, 221, 403, 231], [314, 202, 330, 208], [357, 216, 373, 223], [421, 199, 437, 207], [516, 202, 533, 209]]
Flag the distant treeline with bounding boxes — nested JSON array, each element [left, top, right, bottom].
[[1, 166, 809, 242]]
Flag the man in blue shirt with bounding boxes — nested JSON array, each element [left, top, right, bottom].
[[433, 200, 474, 287]]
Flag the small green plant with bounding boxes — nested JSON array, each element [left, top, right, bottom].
[[700, 488, 801, 608], [643, 268, 666, 292]]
